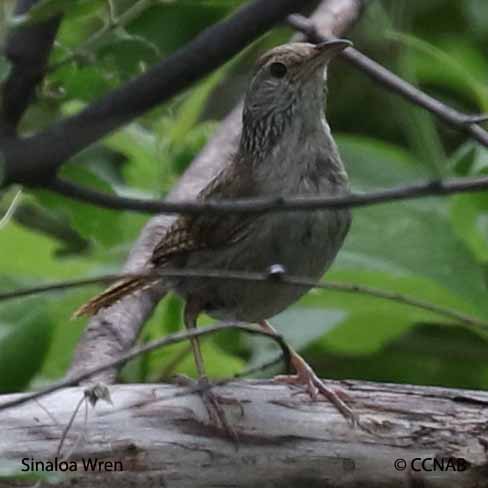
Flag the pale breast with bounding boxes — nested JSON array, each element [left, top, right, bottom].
[[171, 122, 351, 322], [172, 203, 350, 322]]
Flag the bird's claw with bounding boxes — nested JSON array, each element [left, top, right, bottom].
[[173, 375, 241, 443], [273, 357, 358, 428]]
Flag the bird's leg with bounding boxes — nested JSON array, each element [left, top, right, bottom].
[[183, 300, 237, 439], [258, 320, 357, 427], [184, 299, 207, 380]]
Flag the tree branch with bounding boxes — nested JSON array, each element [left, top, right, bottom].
[[288, 14, 488, 143], [1, 268, 486, 329], [1, 381, 488, 487], [66, 0, 366, 385], [39, 6, 488, 215], [46, 174, 488, 215], [0, 0, 62, 137], [1, 0, 315, 186], [0, 322, 289, 412]]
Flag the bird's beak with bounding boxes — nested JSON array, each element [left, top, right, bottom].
[[315, 39, 352, 59], [301, 39, 352, 76]]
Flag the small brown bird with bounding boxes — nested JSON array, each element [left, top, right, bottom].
[[75, 40, 355, 426]]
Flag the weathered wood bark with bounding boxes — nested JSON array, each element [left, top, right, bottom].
[[1, 380, 488, 487]]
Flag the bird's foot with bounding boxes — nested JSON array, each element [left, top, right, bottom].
[[273, 353, 358, 427], [173, 374, 241, 442]]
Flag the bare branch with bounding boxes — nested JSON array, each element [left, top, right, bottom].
[[46, 174, 488, 215], [0, 0, 62, 137], [2, 381, 488, 487], [1, 0, 315, 186], [288, 13, 488, 146], [0, 188, 22, 229], [1, 268, 486, 328], [31, 5, 488, 215], [0, 323, 289, 412]]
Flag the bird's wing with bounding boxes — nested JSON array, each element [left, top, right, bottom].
[[151, 158, 255, 267]]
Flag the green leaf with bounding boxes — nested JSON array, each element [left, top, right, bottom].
[[49, 64, 115, 101], [39, 290, 90, 379], [311, 269, 486, 354], [105, 121, 160, 191], [449, 141, 488, 176], [307, 323, 488, 389], [165, 68, 226, 150], [337, 135, 487, 315], [167, 120, 218, 177], [61, 102, 164, 193], [138, 336, 245, 381], [52, 0, 105, 50], [0, 220, 92, 279], [464, 0, 488, 37], [158, 293, 184, 334], [291, 135, 488, 358], [337, 134, 431, 186], [34, 164, 126, 249], [134, 294, 244, 380], [0, 301, 54, 393], [0, 55, 12, 83], [449, 142, 479, 176], [386, 31, 488, 108], [450, 193, 488, 262], [179, 340, 245, 378]]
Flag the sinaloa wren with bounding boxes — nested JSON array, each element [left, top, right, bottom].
[[75, 40, 356, 427]]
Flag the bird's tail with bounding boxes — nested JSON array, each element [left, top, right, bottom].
[[72, 276, 150, 318]]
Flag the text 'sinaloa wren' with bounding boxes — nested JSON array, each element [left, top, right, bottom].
[[75, 40, 355, 426]]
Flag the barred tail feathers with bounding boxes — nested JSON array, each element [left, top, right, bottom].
[[72, 276, 150, 318]]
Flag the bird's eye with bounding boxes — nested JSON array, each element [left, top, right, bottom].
[[269, 62, 287, 78]]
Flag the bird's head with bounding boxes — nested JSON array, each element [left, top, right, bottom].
[[241, 40, 352, 157]]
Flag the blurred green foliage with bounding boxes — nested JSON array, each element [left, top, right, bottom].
[[0, 0, 487, 394]]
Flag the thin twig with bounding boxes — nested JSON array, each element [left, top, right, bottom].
[[0, 0, 62, 136], [0, 273, 127, 300], [0, 188, 22, 229], [45, 174, 488, 215], [100, 355, 288, 418], [56, 395, 86, 457], [0, 322, 289, 412], [4, 1, 488, 189], [287, 14, 488, 145], [0, 268, 485, 328], [34, 399, 61, 427], [152, 353, 294, 408], [0, 196, 90, 254], [1, 0, 313, 186], [56, 385, 112, 461]]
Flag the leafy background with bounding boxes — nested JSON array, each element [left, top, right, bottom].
[[0, 0, 487, 394]]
